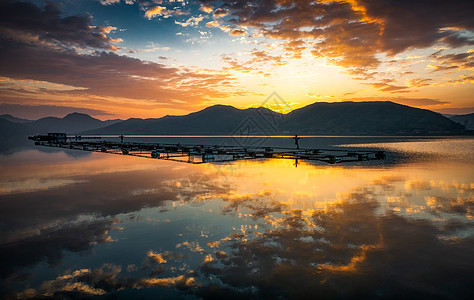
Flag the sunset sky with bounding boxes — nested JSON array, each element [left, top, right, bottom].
[[0, 0, 473, 120]]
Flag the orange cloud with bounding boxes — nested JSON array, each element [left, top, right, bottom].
[[437, 75, 474, 86], [367, 82, 410, 93], [147, 251, 167, 264], [206, 20, 219, 27], [199, 3, 213, 13], [407, 78, 433, 88], [428, 51, 474, 72], [220, 49, 287, 77], [0, 45, 239, 117], [230, 29, 247, 36], [145, 6, 173, 19], [213, 8, 229, 17], [202, 0, 474, 76]]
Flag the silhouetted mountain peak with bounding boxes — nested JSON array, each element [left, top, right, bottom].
[[244, 106, 280, 113], [450, 113, 474, 130], [64, 112, 98, 121], [0, 114, 33, 123], [198, 104, 239, 113], [23, 112, 117, 134], [81, 100, 466, 135], [207, 104, 236, 109], [36, 116, 60, 122]]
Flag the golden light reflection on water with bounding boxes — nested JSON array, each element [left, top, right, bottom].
[[1, 141, 474, 299], [2, 149, 472, 243], [342, 138, 474, 161], [187, 156, 473, 297], [194, 158, 474, 223]]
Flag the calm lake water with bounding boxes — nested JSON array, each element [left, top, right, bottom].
[[0, 136, 473, 299]]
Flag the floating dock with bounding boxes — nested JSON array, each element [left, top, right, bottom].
[[31, 138, 386, 164]]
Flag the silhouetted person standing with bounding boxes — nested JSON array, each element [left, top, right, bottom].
[[120, 135, 124, 143], [293, 134, 300, 149]]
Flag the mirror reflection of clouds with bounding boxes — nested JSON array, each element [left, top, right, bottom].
[[0, 142, 473, 299]]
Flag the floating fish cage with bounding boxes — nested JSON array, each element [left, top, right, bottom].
[[29, 136, 386, 165]]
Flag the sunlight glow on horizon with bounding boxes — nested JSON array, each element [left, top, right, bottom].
[[0, 0, 472, 119]]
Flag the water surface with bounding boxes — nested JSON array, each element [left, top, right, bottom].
[[0, 136, 473, 299]]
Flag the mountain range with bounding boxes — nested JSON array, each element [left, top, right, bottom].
[[83, 101, 465, 135], [0, 101, 470, 142], [0, 113, 121, 142], [449, 113, 474, 130]]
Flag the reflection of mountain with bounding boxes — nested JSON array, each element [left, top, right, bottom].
[[450, 113, 474, 130], [86, 101, 465, 135], [34, 145, 94, 158]]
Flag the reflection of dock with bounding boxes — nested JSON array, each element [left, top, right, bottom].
[[32, 139, 386, 164]]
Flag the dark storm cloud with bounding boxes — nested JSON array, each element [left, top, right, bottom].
[[440, 31, 474, 48], [0, 0, 120, 50], [358, 0, 474, 54], [200, 0, 474, 70]]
